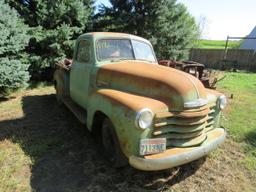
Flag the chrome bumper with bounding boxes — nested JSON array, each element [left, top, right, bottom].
[[129, 128, 226, 171]]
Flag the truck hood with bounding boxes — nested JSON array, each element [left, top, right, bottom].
[[96, 61, 207, 111]]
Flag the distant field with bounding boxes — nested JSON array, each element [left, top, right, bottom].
[[195, 40, 241, 49]]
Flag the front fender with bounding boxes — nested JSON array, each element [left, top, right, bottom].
[[87, 89, 169, 157], [205, 88, 222, 105], [205, 88, 223, 128]]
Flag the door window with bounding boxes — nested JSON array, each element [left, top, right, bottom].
[[76, 40, 90, 63]]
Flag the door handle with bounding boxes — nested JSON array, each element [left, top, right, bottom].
[[97, 80, 109, 87]]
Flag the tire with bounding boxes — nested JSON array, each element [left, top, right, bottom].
[[101, 118, 127, 168]]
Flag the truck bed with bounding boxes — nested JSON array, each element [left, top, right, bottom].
[[55, 59, 72, 71], [54, 59, 87, 124]]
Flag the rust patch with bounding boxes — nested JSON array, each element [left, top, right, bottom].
[[97, 61, 207, 110], [209, 129, 224, 139], [97, 89, 169, 112], [144, 147, 195, 159], [155, 111, 175, 119], [175, 108, 210, 118], [99, 61, 206, 96], [155, 108, 210, 119]]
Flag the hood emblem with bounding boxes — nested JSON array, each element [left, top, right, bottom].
[[184, 98, 208, 108]]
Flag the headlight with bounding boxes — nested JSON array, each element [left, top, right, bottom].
[[218, 95, 227, 110], [135, 108, 154, 129]]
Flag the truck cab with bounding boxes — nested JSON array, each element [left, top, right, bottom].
[[54, 32, 227, 171]]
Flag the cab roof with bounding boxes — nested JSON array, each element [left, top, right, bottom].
[[79, 32, 151, 44]]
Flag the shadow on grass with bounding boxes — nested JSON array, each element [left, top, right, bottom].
[[0, 94, 204, 191], [0, 97, 9, 102], [245, 131, 256, 147], [27, 81, 53, 89], [0, 95, 16, 102]]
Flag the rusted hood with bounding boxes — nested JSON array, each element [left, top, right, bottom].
[[96, 61, 207, 110]]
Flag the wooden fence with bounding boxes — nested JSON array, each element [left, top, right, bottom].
[[189, 49, 256, 71]]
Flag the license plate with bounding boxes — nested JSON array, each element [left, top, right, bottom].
[[140, 138, 166, 156]]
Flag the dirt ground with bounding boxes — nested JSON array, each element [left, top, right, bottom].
[[0, 87, 255, 192]]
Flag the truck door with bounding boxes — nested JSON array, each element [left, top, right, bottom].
[[70, 39, 92, 109]]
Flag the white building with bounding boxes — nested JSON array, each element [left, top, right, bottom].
[[240, 26, 256, 50]]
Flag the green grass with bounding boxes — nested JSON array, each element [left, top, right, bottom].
[[195, 39, 241, 49], [217, 72, 256, 171]]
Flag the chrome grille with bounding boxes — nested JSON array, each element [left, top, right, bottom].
[[205, 105, 216, 132], [153, 106, 216, 148]]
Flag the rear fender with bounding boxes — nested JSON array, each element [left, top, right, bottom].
[[53, 69, 70, 97]]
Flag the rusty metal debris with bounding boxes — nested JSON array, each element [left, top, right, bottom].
[[158, 60, 225, 89], [55, 59, 72, 71]]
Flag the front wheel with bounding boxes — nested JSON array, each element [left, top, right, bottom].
[[101, 118, 127, 168]]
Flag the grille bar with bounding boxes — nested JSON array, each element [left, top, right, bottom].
[[155, 115, 208, 127], [166, 134, 207, 147], [153, 123, 207, 135], [154, 129, 204, 139]]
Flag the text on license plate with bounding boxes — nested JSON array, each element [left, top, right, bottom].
[[140, 138, 166, 156]]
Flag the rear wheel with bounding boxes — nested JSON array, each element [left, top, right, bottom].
[[101, 118, 127, 168]]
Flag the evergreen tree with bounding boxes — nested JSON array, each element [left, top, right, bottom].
[[0, 0, 30, 96], [94, 0, 199, 60], [8, 0, 94, 80]]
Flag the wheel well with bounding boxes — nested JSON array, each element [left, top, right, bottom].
[[92, 111, 128, 167], [92, 111, 107, 138]]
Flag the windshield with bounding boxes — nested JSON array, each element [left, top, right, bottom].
[[132, 40, 156, 62], [96, 39, 156, 63]]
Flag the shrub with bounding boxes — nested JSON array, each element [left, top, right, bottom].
[[0, 59, 29, 96]]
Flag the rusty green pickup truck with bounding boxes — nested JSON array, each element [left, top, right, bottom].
[[54, 32, 227, 171]]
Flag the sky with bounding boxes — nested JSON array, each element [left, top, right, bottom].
[[95, 0, 256, 40]]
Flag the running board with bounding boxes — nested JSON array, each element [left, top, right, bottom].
[[62, 97, 87, 124]]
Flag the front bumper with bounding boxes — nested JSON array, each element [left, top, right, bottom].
[[129, 128, 226, 171]]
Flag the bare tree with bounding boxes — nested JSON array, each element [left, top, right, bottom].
[[198, 15, 210, 39]]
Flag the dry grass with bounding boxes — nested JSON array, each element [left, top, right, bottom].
[[0, 85, 255, 191]]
